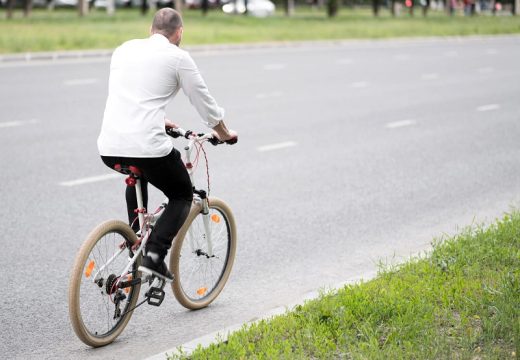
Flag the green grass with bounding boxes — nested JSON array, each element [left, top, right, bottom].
[[1, 7, 520, 53], [170, 212, 520, 359]]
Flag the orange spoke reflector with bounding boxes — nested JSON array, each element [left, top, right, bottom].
[[85, 260, 95, 278], [211, 214, 220, 223], [197, 287, 208, 296], [124, 274, 132, 294]]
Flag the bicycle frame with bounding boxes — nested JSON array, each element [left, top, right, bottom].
[[92, 129, 217, 290]]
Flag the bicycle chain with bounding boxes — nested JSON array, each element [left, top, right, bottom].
[[119, 297, 148, 318]]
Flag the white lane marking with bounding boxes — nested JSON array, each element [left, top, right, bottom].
[[476, 104, 500, 112], [478, 67, 495, 74], [263, 64, 286, 71], [386, 120, 417, 129], [256, 91, 283, 99], [0, 119, 39, 128], [59, 173, 120, 187], [444, 50, 458, 57], [257, 141, 297, 152], [351, 81, 368, 88], [421, 73, 439, 80], [486, 48, 498, 55], [63, 78, 99, 86], [336, 58, 353, 65]]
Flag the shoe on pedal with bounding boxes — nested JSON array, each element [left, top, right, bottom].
[[139, 255, 173, 282]]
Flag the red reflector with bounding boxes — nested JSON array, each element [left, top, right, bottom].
[[128, 166, 141, 176], [126, 177, 136, 186]]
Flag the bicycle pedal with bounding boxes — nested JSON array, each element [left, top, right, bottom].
[[145, 287, 165, 306]]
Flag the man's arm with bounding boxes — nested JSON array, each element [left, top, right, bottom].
[[212, 120, 237, 142], [178, 53, 226, 128], [178, 53, 237, 143]]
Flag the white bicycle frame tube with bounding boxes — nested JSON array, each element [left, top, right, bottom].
[[92, 229, 151, 287], [202, 210, 213, 256], [95, 177, 150, 288], [115, 230, 150, 285], [135, 178, 145, 230], [113, 177, 151, 286]]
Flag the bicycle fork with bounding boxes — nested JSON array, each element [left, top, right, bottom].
[[192, 189, 214, 258]]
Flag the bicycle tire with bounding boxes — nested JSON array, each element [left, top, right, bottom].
[[170, 197, 237, 310], [68, 220, 141, 347]]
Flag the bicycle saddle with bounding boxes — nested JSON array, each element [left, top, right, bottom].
[[113, 164, 142, 178]]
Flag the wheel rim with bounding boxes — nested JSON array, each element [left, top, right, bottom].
[[177, 207, 231, 302], [77, 230, 137, 338]]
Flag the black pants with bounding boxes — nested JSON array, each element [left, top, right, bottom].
[[101, 148, 193, 260]]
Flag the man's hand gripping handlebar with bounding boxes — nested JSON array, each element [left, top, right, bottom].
[[210, 120, 238, 145], [166, 127, 238, 146]]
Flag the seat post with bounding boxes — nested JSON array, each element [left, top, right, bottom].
[[134, 178, 145, 231]]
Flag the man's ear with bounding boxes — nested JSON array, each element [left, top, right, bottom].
[[171, 27, 183, 45]]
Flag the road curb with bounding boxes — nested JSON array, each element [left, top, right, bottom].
[[1, 34, 519, 63], [0, 49, 114, 63], [144, 269, 378, 360]]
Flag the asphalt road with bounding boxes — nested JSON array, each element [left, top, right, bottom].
[[1, 36, 519, 360]]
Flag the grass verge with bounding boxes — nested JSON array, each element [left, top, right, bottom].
[[170, 212, 520, 359], [1, 8, 520, 53]]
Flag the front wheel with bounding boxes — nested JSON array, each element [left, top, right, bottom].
[[68, 220, 141, 347], [170, 197, 237, 310]]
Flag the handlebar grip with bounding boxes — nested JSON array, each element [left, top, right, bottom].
[[166, 128, 181, 138], [225, 137, 238, 145], [208, 136, 237, 146]]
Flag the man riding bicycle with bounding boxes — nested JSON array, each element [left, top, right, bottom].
[[97, 8, 237, 282]]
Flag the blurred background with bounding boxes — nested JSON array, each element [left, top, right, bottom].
[[1, 0, 519, 18], [1, 0, 519, 55]]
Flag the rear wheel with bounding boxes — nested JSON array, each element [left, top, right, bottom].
[[68, 220, 141, 347], [170, 198, 237, 310]]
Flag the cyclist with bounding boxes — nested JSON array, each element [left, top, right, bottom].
[[97, 8, 237, 281]]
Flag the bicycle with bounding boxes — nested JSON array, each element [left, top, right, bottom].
[[68, 128, 237, 347]]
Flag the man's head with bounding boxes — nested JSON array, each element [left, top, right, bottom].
[[151, 8, 184, 46]]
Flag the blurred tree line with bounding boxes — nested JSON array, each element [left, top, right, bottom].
[[326, 0, 519, 17], [3, 0, 519, 18]]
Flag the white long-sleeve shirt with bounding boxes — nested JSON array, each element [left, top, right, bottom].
[[97, 34, 225, 158]]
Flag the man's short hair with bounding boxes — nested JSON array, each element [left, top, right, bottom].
[[151, 8, 183, 38]]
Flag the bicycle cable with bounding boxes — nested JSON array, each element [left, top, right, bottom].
[[200, 142, 211, 197], [190, 140, 211, 197]]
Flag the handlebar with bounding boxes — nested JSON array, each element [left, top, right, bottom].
[[166, 127, 237, 146]]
